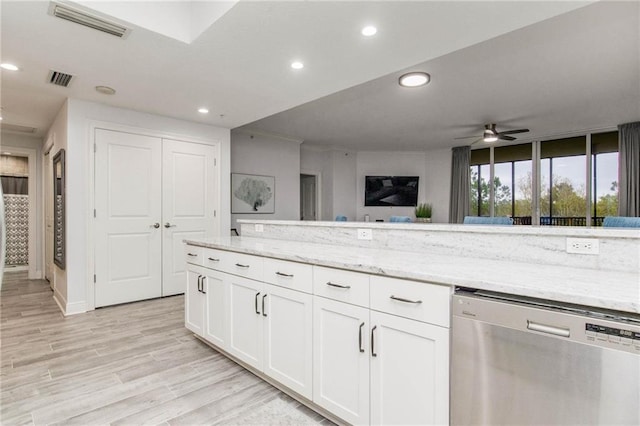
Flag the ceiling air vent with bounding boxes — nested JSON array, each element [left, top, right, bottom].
[[48, 2, 131, 38], [48, 70, 74, 87], [1, 123, 38, 134]]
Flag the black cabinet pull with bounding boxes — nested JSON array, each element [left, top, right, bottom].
[[201, 277, 206, 294], [187, 253, 198, 257], [255, 292, 261, 315], [197, 275, 202, 293], [390, 295, 422, 304], [236, 263, 250, 268], [276, 272, 294, 277], [326, 282, 351, 289], [371, 325, 377, 357], [359, 322, 365, 353], [207, 257, 220, 262], [262, 294, 267, 317]]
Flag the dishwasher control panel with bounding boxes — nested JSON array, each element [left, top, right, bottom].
[[585, 323, 640, 350]]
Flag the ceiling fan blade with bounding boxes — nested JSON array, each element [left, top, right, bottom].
[[498, 128, 529, 136], [454, 135, 481, 140], [498, 135, 517, 141], [469, 137, 485, 145]]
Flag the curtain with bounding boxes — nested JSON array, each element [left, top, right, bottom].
[[449, 146, 471, 223], [0, 176, 28, 195], [618, 121, 640, 217]]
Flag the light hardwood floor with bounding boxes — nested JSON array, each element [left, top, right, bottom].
[[0, 272, 332, 425]]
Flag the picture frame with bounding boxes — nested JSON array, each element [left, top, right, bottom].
[[231, 173, 275, 213], [53, 148, 66, 269]]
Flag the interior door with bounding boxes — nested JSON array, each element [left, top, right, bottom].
[[162, 139, 216, 296], [44, 151, 54, 287], [95, 129, 162, 307], [300, 174, 316, 220]]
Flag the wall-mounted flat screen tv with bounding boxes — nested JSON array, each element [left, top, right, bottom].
[[365, 176, 419, 207]]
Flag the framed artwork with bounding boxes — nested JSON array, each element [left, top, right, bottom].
[[231, 173, 275, 213]]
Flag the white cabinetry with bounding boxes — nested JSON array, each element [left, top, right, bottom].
[[185, 244, 451, 425], [370, 310, 449, 426], [313, 296, 370, 425]]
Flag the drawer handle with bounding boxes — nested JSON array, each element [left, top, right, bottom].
[[359, 322, 365, 353], [187, 253, 198, 257], [235, 263, 250, 268], [527, 320, 570, 338], [207, 257, 220, 262], [390, 295, 422, 304], [276, 272, 294, 278], [326, 282, 351, 289]]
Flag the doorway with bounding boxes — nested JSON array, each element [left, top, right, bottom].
[[300, 172, 320, 221], [0, 154, 30, 271]]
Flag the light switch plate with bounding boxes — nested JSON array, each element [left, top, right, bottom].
[[357, 228, 372, 240]]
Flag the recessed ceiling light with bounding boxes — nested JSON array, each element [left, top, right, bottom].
[[399, 72, 430, 88], [95, 85, 116, 95], [1, 63, 19, 71], [361, 26, 377, 36], [198, 108, 209, 114], [291, 61, 304, 70]]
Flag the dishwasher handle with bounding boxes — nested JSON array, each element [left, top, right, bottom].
[[527, 320, 570, 338]]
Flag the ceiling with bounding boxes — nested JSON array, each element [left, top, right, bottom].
[[0, 1, 602, 145]]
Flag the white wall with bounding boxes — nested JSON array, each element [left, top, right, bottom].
[[332, 150, 357, 220], [51, 99, 230, 315], [0, 131, 44, 279], [356, 151, 427, 222], [231, 130, 302, 229], [424, 148, 452, 223]]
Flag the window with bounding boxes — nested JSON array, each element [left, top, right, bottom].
[[468, 131, 618, 226]]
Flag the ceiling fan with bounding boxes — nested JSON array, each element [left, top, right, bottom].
[[455, 123, 530, 144]]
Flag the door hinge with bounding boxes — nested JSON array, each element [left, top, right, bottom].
[[93, 274, 96, 283], [214, 210, 216, 217], [93, 209, 96, 218], [214, 158, 217, 166], [94, 143, 97, 153]]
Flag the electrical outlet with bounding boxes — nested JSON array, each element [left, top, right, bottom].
[[566, 237, 599, 255], [254, 224, 264, 232], [357, 228, 372, 240]]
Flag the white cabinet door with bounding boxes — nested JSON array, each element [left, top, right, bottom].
[[203, 270, 227, 349], [162, 139, 217, 296], [95, 129, 162, 307], [185, 267, 205, 336], [263, 284, 313, 399], [370, 310, 449, 426], [227, 275, 264, 370], [313, 297, 370, 425]]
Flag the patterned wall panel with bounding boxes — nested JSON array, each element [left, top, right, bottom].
[[4, 195, 28, 265]]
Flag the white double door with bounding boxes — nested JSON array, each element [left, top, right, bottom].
[[95, 129, 217, 307]]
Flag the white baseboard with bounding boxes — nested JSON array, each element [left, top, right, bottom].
[[53, 290, 87, 316]]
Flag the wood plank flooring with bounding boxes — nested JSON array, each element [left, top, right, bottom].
[[0, 272, 332, 425]]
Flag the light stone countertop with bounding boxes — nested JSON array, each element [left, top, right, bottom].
[[185, 236, 640, 315]]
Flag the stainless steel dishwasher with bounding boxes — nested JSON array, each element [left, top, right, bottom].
[[451, 289, 640, 425]]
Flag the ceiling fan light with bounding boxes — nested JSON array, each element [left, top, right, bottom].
[[483, 130, 498, 142]]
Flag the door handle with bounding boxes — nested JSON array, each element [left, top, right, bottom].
[[164, 222, 176, 228], [262, 294, 267, 317], [326, 282, 351, 289], [197, 275, 202, 293], [390, 295, 422, 304], [201, 276, 206, 294], [359, 322, 365, 353], [371, 325, 377, 357], [151, 223, 160, 228], [527, 320, 570, 337], [255, 292, 261, 315]]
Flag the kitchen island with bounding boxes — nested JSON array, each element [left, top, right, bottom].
[[183, 220, 640, 425]]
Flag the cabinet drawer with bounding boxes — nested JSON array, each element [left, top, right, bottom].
[[202, 248, 226, 270], [313, 266, 369, 308], [223, 252, 263, 281], [184, 244, 203, 265], [370, 276, 450, 327], [263, 258, 313, 293]]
